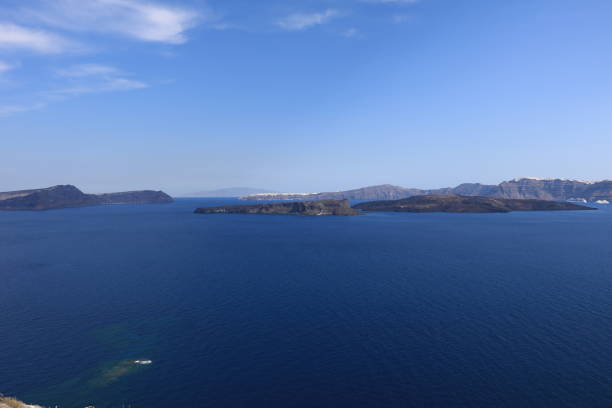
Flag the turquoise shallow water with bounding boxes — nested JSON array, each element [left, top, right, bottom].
[[1, 199, 612, 407]]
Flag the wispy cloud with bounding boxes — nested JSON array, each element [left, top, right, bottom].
[[362, 0, 419, 4], [57, 63, 120, 78], [277, 9, 340, 31], [53, 77, 148, 96], [21, 0, 201, 44], [392, 14, 413, 24], [341, 28, 360, 38], [0, 61, 15, 73], [0, 1, 203, 118], [0, 23, 79, 54], [52, 63, 148, 96], [0, 103, 46, 117], [0, 62, 147, 117]]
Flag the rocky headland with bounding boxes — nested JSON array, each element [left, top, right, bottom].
[[0, 185, 173, 211], [195, 199, 360, 216], [353, 194, 596, 213], [0, 396, 94, 408], [0, 397, 42, 408]]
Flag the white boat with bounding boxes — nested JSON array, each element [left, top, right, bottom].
[[134, 359, 153, 365], [595, 200, 610, 204]]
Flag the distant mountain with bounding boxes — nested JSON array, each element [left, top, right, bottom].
[[354, 194, 595, 213], [241, 178, 612, 202], [0, 185, 173, 210], [184, 187, 277, 197], [316, 184, 424, 200]]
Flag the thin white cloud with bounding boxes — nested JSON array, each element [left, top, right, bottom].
[[277, 9, 340, 31], [0, 1, 196, 118], [57, 63, 120, 77], [0, 103, 46, 117], [392, 14, 412, 24], [26, 0, 201, 44], [52, 63, 148, 96], [54, 77, 148, 95], [341, 28, 359, 38], [0, 61, 15, 73], [0, 68, 146, 118], [0, 23, 79, 54], [362, 0, 419, 4]]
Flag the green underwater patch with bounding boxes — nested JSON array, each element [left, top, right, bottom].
[[89, 359, 152, 388]]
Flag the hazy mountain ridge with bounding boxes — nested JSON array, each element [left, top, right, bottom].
[[0, 185, 173, 211], [241, 178, 612, 202]]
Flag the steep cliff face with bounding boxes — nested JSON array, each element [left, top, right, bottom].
[[496, 179, 582, 200], [495, 178, 612, 200], [0, 185, 174, 210], [584, 180, 612, 200], [242, 178, 612, 202], [195, 199, 360, 216]]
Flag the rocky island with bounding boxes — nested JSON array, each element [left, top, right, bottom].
[[353, 194, 596, 213], [195, 199, 360, 216], [0, 185, 173, 211]]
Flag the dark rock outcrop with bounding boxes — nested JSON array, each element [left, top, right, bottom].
[[353, 194, 596, 213], [195, 199, 360, 216], [0, 185, 173, 211]]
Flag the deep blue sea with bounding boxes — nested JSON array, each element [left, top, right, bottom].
[[2, 199, 612, 408]]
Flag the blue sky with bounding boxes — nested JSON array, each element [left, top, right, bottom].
[[1, 0, 611, 194]]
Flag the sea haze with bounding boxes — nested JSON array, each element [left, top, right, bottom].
[[1, 199, 612, 407]]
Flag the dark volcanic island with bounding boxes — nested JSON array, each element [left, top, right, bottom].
[[354, 194, 596, 213], [195, 199, 360, 216], [194, 195, 594, 216], [0, 185, 173, 211]]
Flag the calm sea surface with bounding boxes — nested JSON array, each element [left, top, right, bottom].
[[2, 199, 612, 408]]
